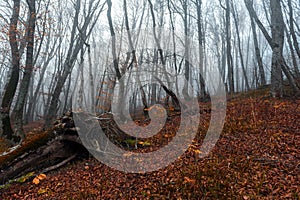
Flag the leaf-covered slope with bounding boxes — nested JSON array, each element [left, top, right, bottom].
[[1, 94, 299, 199]]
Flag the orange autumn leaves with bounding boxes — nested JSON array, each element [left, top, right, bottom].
[[32, 174, 47, 185]]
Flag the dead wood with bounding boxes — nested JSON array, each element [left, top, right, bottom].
[[0, 111, 137, 185]]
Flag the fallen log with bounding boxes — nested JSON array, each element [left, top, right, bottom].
[[0, 110, 145, 185], [0, 107, 183, 185], [0, 111, 89, 184]]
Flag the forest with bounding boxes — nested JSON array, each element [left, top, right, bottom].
[[0, 0, 299, 199]]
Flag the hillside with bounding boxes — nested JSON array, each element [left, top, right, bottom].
[[1, 90, 299, 199]]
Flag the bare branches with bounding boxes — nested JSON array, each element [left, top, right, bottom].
[[244, 0, 273, 47]]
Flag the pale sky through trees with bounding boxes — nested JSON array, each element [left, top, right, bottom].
[[0, 0, 299, 121]]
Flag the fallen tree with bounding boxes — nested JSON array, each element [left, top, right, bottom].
[[0, 83, 196, 185], [0, 111, 133, 185]]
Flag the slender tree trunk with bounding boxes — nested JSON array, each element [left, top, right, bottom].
[[288, 0, 300, 62], [285, 25, 300, 78], [78, 48, 85, 109], [45, 0, 103, 126], [0, 0, 21, 141], [225, 0, 234, 93], [249, 16, 266, 86], [12, 0, 36, 142], [270, 0, 284, 97], [221, 33, 226, 83], [182, 0, 191, 99], [124, 0, 149, 118], [167, 0, 179, 94], [195, 0, 206, 98], [245, 0, 299, 96], [147, 0, 165, 65], [87, 45, 95, 112], [231, 2, 250, 91], [107, 0, 121, 80], [45, 0, 81, 126]]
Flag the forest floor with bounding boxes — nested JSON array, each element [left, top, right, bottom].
[[0, 90, 299, 199]]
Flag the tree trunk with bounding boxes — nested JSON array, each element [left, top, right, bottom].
[[249, 16, 266, 86], [231, 2, 250, 91], [107, 0, 122, 80], [245, 0, 299, 97], [270, 0, 285, 97], [45, 0, 103, 126], [181, 0, 191, 100], [195, 0, 206, 98], [285, 25, 300, 78], [45, 0, 81, 126], [26, 25, 59, 123], [287, 0, 300, 62], [0, 0, 21, 142], [12, 0, 36, 142], [87, 45, 95, 112], [225, 0, 234, 93]]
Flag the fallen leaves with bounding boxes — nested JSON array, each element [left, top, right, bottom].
[[37, 187, 49, 195], [183, 176, 196, 185], [32, 174, 47, 185], [1, 95, 299, 199]]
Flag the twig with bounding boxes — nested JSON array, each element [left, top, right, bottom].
[[41, 153, 78, 174]]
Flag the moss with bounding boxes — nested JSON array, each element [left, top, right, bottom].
[[0, 129, 55, 169], [0, 172, 35, 190]]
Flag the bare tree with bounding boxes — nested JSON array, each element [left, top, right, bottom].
[[270, 0, 299, 96], [106, 0, 122, 80], [248, 10, 266, 86], [245, 0, 299, 97], [11, 0, 36, 142], [231, 1, 250, 91], [225, 0, 234, 93], [287, 0, 300, 61], [45, 0, 104, 126], [25, 0, 54, 123], [194, 0, 207, 98], [220, 0, 234, 93], [123, 0, 149, 115], [0, 0, 21, 142], [181, 0, 192, 99], [284, 22, 300, 78]]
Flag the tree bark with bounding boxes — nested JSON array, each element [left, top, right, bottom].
[[284, 24, 300, 78], [12, 0, 36, 142], [195, 0, 206, 98], [0, 0, 21, 141], [231, 2, 250, 91], [249, 15, 266, 86], [225, 0, 234, 93], [182, 0, 191, 99], [245, 0, 299, 97], [45, 0, 103, 126], [26, 10, 59, 123], [270, 0, 286, 97], [287, 0, 300, 62], [107, 0, 122, 80]]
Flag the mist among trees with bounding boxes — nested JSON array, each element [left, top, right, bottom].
[[0, 0, 299, 143]]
